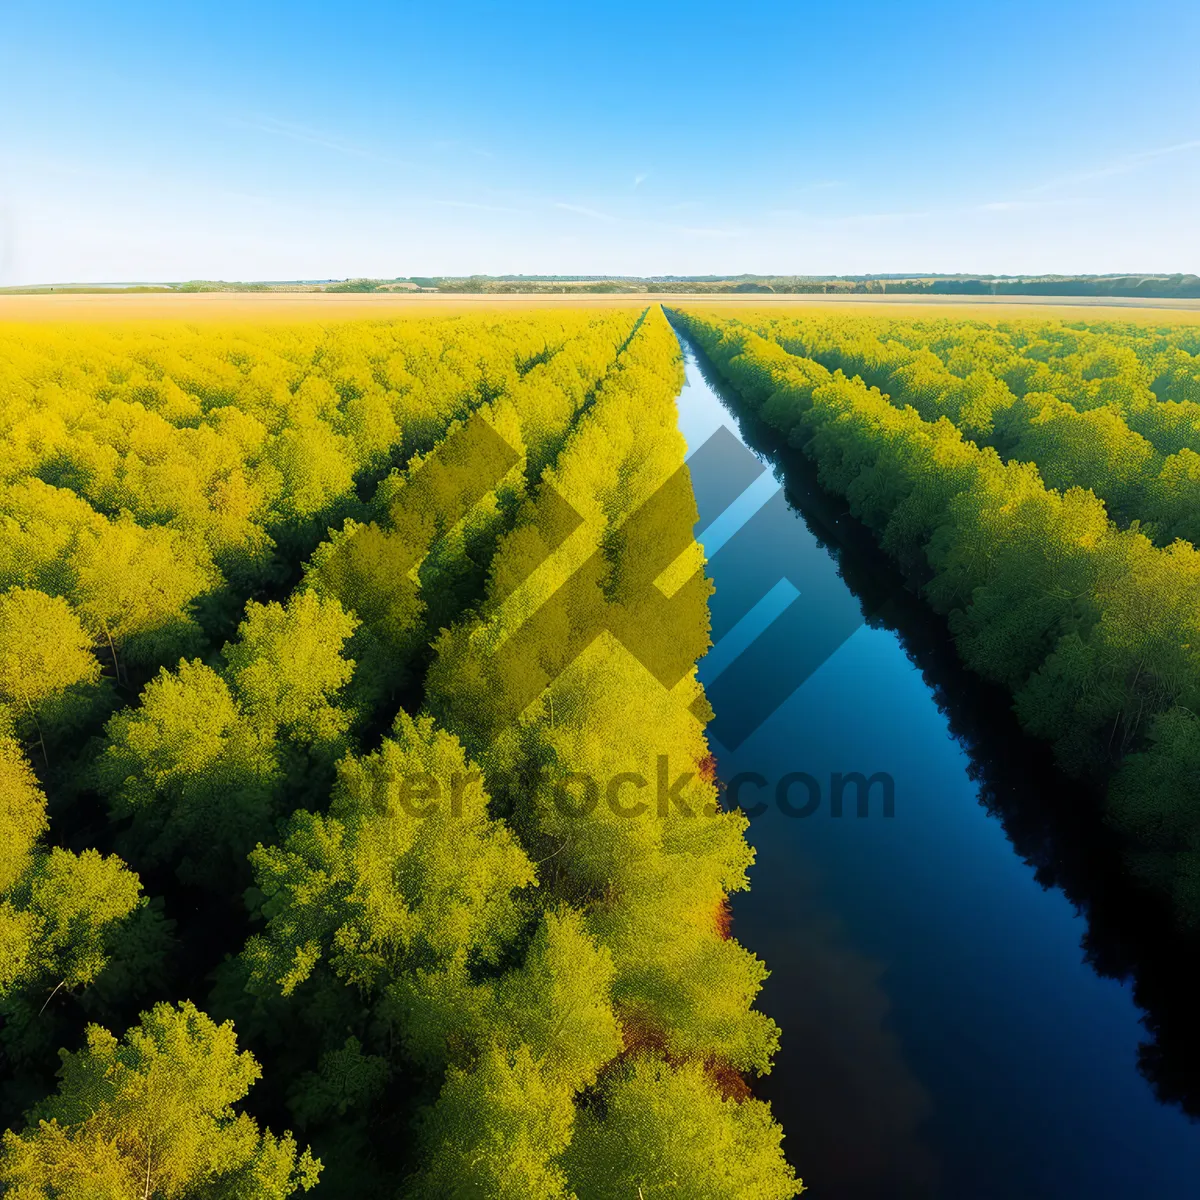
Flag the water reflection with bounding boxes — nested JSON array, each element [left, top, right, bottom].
[[745, 855, 939, 1198]]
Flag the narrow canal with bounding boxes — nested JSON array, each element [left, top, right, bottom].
[[671, 329, 1200, 1199]]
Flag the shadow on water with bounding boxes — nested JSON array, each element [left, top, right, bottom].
[[670, 323, 1200, 1197]]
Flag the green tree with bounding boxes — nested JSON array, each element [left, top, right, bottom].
[[0, 1001, 320, 1199], [0, 731, 46, 896], [223, 592, 358, 751], [563, 1056, 801, 1200], [244, 711, 534, 1000], [390, 905, 622, 1078], [1, 848, 143, 1008], [405, 1043, 574, 1200], [96, 659, 280, 884], [1, 729, 166, 1093], [0, 588, 101, 756], [70, 518, 218, 676], [264, 419, 356, 545]]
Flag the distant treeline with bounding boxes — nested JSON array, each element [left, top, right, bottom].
[[392, 274, 1200, 298], [7, 274, 1198, 299]]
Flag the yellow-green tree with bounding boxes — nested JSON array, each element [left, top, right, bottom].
[[0, 1001, 320, 1199], [0, 588, 101, 756]]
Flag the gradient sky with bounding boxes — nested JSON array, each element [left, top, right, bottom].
[[3, 0, 1198, 283]]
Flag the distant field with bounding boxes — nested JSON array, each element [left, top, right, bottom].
[[680, 295, 1200, 324], [0, 292, 645, 321], [4, 288, 1200, 324]]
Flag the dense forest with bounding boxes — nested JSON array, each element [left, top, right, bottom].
[[672, 306, 1200, 927], [12, 295, 1200, 1194], [0, 308, 799, 1197]]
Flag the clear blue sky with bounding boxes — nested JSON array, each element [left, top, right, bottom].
[[3, 0, 1198, 282]]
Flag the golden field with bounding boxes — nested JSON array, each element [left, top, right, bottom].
[[3, 290, 1200, 325]]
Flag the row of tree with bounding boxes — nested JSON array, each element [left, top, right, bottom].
[[674, 309, 1200, 928], [0, 313, 614, 687], [91, 313, 641, 899], [417, 306, 794, 1191], [0, 310, 646, 1194], [741, 311, 1200, 548], [230, 306, 797, 1196], [1, 306, 799, 1196]]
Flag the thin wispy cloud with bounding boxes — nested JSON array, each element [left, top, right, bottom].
[[554, 201, 617, 223], [977, 198, 1085, 213], [1025, 137, 1200, 195], [434, 198, 523, 214], [839, 210, 935, 226], [656, 222, 746, 239], [633, 172, 649, 189], [230, 115, 415, 168], [431, 138, 496, 161], [771, 207, 933, 226], [214, 188, 275, 207]]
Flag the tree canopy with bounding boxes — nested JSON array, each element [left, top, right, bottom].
[[0, 308, 802, 1197]]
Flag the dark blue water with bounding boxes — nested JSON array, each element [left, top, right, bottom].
[[674, 336, 1200, 1199]]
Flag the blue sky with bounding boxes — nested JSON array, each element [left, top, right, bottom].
[[3, 0, 1198, 282]]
